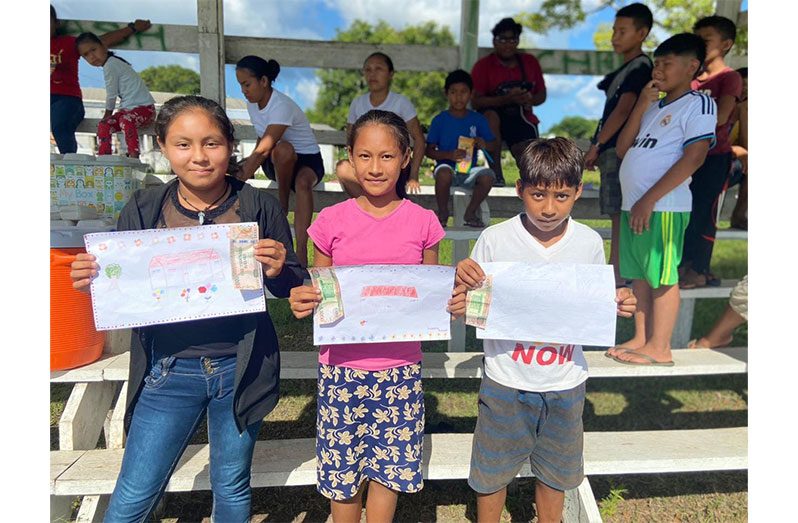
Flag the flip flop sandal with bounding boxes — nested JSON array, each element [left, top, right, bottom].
[[464, 217, 486, 228], [610, 350, 675, 367]]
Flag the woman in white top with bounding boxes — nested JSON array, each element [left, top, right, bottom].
[[236, 55, 325, 267], [76, 32, 156, 158], [337, 52, 425, 197]]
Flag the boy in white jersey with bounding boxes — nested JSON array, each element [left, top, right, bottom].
[[606, 33, 717, 367], [455, 137, 637, 523]]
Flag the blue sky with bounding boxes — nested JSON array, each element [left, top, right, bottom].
[[53, 0, 747, 132]]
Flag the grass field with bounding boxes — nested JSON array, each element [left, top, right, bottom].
[[51, 160, 748, 521]]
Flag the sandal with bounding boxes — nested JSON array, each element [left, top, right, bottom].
[[679, 271, 707, 289], [463, 215, 486, 228]]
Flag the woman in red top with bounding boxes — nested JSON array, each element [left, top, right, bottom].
[[50, 5, 151, 153]]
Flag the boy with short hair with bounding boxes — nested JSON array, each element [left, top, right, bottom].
[[607, 33, 717, 366], [679, 15, 743, 289], [454, 137, 636, 522], [426, 69, 497, 228], [584, 2, 653, 286]]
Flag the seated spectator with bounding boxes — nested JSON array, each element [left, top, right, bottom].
[[425, 70, 496, 228], [688, 275, 747, 348], [470, 17, 546, 186]]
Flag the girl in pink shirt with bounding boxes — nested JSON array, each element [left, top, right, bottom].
[[289, 110, 455, 521]]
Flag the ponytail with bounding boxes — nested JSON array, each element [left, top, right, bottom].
[[235, 55, 280, 83]]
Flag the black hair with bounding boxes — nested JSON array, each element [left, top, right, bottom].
[[155, 95, 236, 145], [693, 15, 737, 44], [616, 3, 653, 32], [235, 55, 281, 83], [444, 69, 473, 91], [517, 137, 583, 189], [364, 52, 394, 72], [491, 18, 523, 38], [736, 66, 748, 79], [347, 110, 411, 199], [75, 32, 131, 65], [654, 33, 706, 74], [51, 5, 66, 36]]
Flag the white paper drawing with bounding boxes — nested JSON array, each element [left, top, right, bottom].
[[472, 262, 617, 346], [309, 265, 455, 345], [85, 223, 266, 330]]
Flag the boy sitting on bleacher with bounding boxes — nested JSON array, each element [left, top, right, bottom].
[[425, 69, 497, 228], [454, 137, 636, 522]]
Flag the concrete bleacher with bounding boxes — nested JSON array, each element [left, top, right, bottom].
[[51, 330, 747, 522]]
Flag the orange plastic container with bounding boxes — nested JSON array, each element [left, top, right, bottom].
[[51, 241, 106, 371]]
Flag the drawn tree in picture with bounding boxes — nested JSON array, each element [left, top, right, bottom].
[[105, 263, 122, 291]]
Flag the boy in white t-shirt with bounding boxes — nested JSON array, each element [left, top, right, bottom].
[[454, 137, 636, 523], [606, 33, 717, 367]]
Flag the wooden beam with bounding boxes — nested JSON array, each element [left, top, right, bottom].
[[62, 20, 629, 76], [196, 0, 226, 108]]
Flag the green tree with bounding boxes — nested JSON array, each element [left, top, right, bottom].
[[306, 20, 455, 130], [547, 116, 598, 139], [517, 0, 746, 55], [140, 65, 201, 94]]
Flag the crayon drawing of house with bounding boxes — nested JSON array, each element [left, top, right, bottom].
[[149, 249, 224, 290]]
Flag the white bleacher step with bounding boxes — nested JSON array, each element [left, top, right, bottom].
[[51, 347, 747, 384], [594, 227, 747, 241], [50, 427, 748, 496]]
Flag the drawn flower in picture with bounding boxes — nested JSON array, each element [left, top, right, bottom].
[[184, 234, 191, 241], [197, 283, 219, 301], [211, 232, 219, 240], [98, 243, 107, 251], [180, 288, 191, 302], [134, 239, 143, 247], [167, 236, 176, 244], [152, 288, 165, 302], [197, 233, 204, 240]]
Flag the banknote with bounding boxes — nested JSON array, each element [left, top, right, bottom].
[[309, 267, 345, 325], [465, 275, 492, 328], [228, 224, 262, 290]]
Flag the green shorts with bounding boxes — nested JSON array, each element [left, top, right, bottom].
[[619, 210, 690, 288]]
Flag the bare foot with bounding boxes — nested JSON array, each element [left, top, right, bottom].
[[611, 343, 672, 364], [605, 338, 646, 357], [688, 335, 733, 349]]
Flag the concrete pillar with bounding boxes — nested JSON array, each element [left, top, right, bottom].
[[459, 0, 480, 71], [715, 0, 741, 21], [197, 0, 226, 109]]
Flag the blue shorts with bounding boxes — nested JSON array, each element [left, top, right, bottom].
[[316, 363, 425, 500], [433, 164, 495, 189], [468, 374, 586, 493]]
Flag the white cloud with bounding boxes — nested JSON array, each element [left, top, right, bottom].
[[565, 76, 604, 116], [295, 77, 322, 108], [543, 74, 590, 98]]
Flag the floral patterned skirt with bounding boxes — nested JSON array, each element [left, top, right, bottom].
[[315, 362, 425, 501]]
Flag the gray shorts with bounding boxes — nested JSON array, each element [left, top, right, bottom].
[[597, 147, 622, 215], [468, 374, 586, 493]]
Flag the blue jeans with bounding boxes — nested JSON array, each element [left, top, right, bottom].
[[104, 355, 262, 523], [50, 94, 85, 154]]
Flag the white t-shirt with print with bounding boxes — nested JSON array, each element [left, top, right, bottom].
[[471, 215, 606, 392], [246, 89, 320, 154], [347, 91, 417, 124], [619, 91, 717, 212]]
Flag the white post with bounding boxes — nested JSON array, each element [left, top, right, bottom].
[[714, 0, 741, 21], [197, 0, 226, 109], [459, 0, 480, 71]]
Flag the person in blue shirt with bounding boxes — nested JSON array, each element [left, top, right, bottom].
[[425, 69, 497, 228]]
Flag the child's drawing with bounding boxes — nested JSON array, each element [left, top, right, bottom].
[[85, 223, 265, 330], [310, 265, 454, 345]]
